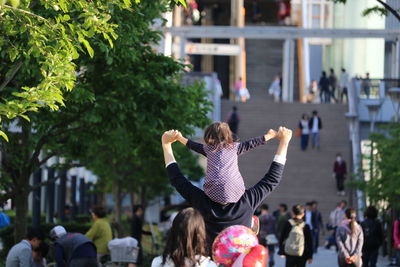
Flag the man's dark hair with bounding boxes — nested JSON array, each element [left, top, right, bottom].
[[280, 203, 288, 211], [306, 201, 313, 206], [133, 205, 144, 214], [26, 227, 44, 241], [91, 206, 107, 218], [341, 68, 346, 72], [260, 204, 269, 211], [322, 71, 326, 76], [364, 206, 378, 219], [233, 106, 237, 111], [34, 241, 49, 257], [292, 205, 305, 216], [312, 110, 318, 116]]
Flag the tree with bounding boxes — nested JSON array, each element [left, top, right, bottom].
[[332, 0, 400, 21], [0, 0, 210, 241]]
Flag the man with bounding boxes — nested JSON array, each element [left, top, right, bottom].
[[326, 200, 347, 250], [308, 110, 322, 150], [274, 203, 291, 240], [6, 227, 43, 267], [333, 153, 347, 195], [227, 106, 240, 135], [131, 205, 152, 266], [50, 225, 98, 267], [318, 71, 330, 103], [304, 202, 314, 235], [161, 126, 291, 247], [278, 205, 313, 267], [329, 68, 338, 103], [339, 68, 349, 103], [311, 201, 324, 253], [258, 204, 277, 267]]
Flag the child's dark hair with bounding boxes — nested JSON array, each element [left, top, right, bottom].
[[204, 122, 234, 147]]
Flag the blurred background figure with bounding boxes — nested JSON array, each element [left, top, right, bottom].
[[226, 106, 240, 136], [258, 204, 278, 267], [361, 206, 383, 267]]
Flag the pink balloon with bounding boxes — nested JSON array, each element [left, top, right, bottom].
[[212, 225, 259, 266], [242, 245, 268, 267], [231, 252, 246, 267]]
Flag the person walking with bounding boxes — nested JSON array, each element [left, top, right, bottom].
[[50, 225, 98, 267], [258, 204, 278, 267], [268, 75, 281, 102], [333, 153, 347, 195], [361, 206, 383, 267], [131, 205, 152, 266], [326, 201, 347, 250], [393, 216, 400, 267], [85, 206, 113, 262], [298, 114, 310, 151], [340, 68, 349, 103], [226, 106, 240, 135], [319, 71, 330, 103], [151, 208, 217, 267], [329, 68, 338, 103], [233, 77, 243, 101], [275, 203, 292, 241], [311, 201, 324, 254], [336, 208, 364, 267], [6, 227, 43, 267], [278, 205, 313, 267], [308, 110, 322, 150]]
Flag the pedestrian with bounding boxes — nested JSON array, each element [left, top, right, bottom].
[[131, 205, 152, 266], [50, 225, 98, 267], [311, 201, 324, 254], [304, 202, 314, 236], [362, 73, 371, 99], [278, 0, 290, 25], [298, 114, 310, 151], [393, 216, 400, 267], [251, 0, 262, 23], [176, 123, 277, 204], [151, 208, 217, 267], [6, 227, 43, 267], [361, 206, 383, 267], [278, 205, 313, 267], [226, 106, 240, 135], [258, 204, 278, 267], [333, 153, 347, 195], [340, 68, 349, 103], [275, 203, 292, 240], [233, 77, 243, 101], [329, 68, 338, 103], [85, 206, 113, 262], [325, 201, 347, 250], [308, 110, 322, 150], [336, 208, 364, 267], [32, 241, 49, 267], [319, 71, 330, 103], [268, 75, 281, 102], [161, 127, 291, 249]]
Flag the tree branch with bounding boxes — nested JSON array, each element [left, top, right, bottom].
[[0, 60, 23, 91], [376, 0, 400, 21], [3, 4, 46, 21]]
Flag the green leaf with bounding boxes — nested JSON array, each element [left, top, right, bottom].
[[10, 0, 20, 8], [82, 39, 94, 58], [19, 114, 30, 122], [0, 130, 9, 142]]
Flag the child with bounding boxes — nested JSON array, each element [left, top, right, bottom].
[[174, 122, 277, 204]]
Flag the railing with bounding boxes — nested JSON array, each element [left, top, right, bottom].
[[356, 78, 400, 100]]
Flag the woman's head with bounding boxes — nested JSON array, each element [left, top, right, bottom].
[[163, 208, 207, 267], [345, 208, 357, 236], [91, 206, 107, 219], [204, 122, 234, 146], [364, 206, 378, 220], [302, 113, 308, 120]]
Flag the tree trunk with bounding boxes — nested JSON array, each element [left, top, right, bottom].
[[14, 183, 29, 242], [112, 179, 122, 237]]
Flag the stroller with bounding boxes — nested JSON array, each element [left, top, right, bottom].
[[102, 237, 139, 267]]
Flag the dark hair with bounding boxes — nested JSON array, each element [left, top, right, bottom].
[[341, 68, 346, 72], [204, 122, 234, 147], [233, 106, 237, 111], [305, 202, 313, 207], [322, 71, 326, 76], [292, 205, 305, 216], [26, 227, 44, 241], [345, 208, 357, 236], [280, 203, 288, 211], [34, 241, 49, 257], [91, 206, 107, 218], [336, 153, 342, 157], [364, 206, 378, 219], [330, 68, 334, 73], [162, 208, 207, 267], [312, 110, 318, 115], [301, 113, 308, 120], [260, 204, 269, 211], [133, 205, 143, 214]]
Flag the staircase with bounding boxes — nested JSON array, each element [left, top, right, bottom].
[[221, 39, 351, 235]]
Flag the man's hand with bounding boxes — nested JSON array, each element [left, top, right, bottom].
[[162, 130, 179, 145], [276, 126, 292, 143], [264, 129, 278, 141], [308, 259, 313, 264]]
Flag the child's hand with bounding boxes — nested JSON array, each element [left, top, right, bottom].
[[162, 130, 179, 144], [276, 126, 292, 143], [264, 129, 278, 141]]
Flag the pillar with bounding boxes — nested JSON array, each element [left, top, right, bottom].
[[46, 168, 55, 223], [32, 169, 41, 228], [70, 175, 77, 219], [79, 178, 86, 214], [57, 171, 66, 221], [282, 39, 295, 102]]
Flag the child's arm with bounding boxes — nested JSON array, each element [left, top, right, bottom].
[[237, 129, 277, 155], [177, 131, 207, 157]]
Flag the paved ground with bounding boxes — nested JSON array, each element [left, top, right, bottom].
[[271, 247, 390, 267]]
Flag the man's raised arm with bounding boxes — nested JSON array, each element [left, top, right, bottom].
[[245, 127, 292, 209]]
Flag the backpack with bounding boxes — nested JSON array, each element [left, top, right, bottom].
[[284, 219, 305, 256]]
